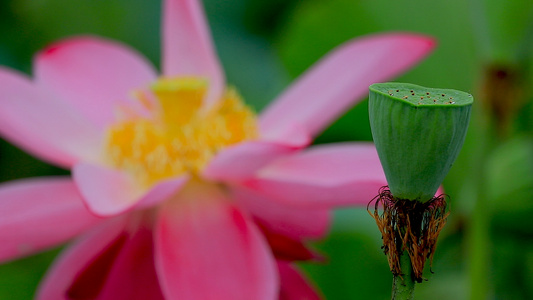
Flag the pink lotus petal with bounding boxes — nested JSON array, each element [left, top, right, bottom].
[[0, 67, 101, 168], [230, 185, 330, 240], [66, 232, 128, 299], [68, 224, 164, 300], [36, 217, 126, 300], [260, 33, 435, 140], [261, 228, 322, 262], [73, 163, 187, 217], [0, 177, 102, 262], [35, 36, 158, 129], [436, 186, 445, 196], [162, 0, 224, 105], [92, 226, 165, 300], [259, 122, 311, 149], [244, 143, 388, 208], [278, 261, 321, 300], [203, 139, 308, 182], [136, 176, 189, 209], [154, 183, 277, 300]]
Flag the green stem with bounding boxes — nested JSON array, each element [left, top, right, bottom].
[[467, 129, 493, 298], [468, 188, 490, 299], [392, 251, 416, 300], [464, 107, 494, 299]]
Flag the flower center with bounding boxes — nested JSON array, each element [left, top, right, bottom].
[[104, 77, 258, 187]]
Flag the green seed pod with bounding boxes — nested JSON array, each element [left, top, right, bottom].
[[369, 82, 473, 202]]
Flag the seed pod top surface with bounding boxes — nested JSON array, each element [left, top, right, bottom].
[[369, 82, 473, 201]]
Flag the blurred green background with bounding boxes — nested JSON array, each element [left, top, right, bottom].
[[1, 0, 533, 299]]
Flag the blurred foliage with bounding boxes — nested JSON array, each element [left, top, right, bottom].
[[0, 249, 60, 299], [1, 0, 533, 299]]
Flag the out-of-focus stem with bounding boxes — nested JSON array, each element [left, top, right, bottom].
[[466, 108, 493, 299], [468, 188, 490, 299]]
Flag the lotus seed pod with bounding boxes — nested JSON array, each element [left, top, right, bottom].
[[369, 82, 473, 201]]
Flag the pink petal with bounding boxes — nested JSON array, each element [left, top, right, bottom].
[[154, 183, 277, 300], [261, 229, 322, 262], [230, 185, 330, 240], [66, 232, 128, 299], [162, 0, 224, 105], [278, 261, 321, 300], [37, 217, 163, 300], [259, 33, 435, 140], [203, 139, 309, 182], [244, 143, 388, 208], [0, 67, 101, 168], [35, 36, 158, 129], [37, 218, 127, 300], [69, 224, 164, 300], [73, 163, 187, 217], [0, 177, 102, 262], [259, 122, 311, 149]]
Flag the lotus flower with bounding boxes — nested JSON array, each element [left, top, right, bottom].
[[0, 0, 434, 298]]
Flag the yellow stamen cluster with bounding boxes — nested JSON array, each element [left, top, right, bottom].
[[104, 77, 258, 187]]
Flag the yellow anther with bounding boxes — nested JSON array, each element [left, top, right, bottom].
[[104, 77, 258, 187]]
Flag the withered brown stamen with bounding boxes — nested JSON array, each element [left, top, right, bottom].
[[367, 186, 449, 282]]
